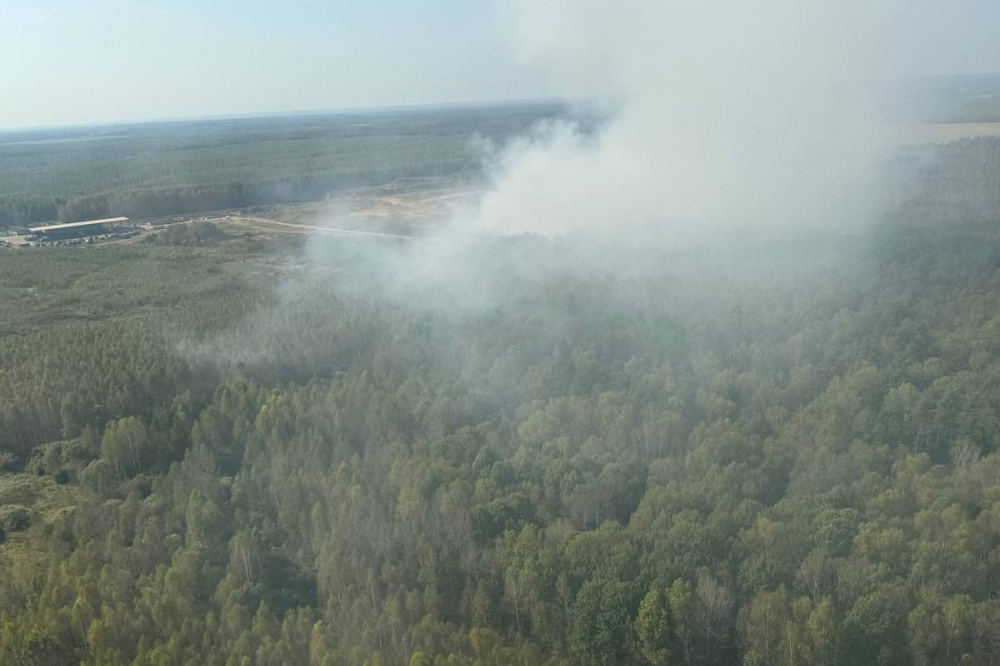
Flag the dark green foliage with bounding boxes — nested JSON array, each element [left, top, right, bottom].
[[471, 493, 539, 545], [572, 576, 640, 666], [812, 508, 860, 558], [0, 505, 30, 532], [841, 592, 908, 666]]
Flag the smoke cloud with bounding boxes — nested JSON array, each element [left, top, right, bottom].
[[479, 0, 902, 237]]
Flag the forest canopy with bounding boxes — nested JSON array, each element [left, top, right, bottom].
[[4, 94, 1000, 664], [4, 165, 1000, 665]]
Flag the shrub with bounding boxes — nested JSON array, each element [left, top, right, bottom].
[[0, 505, 31, 532]]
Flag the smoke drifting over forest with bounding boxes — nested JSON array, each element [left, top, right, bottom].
[[478, 1, 915, 237]]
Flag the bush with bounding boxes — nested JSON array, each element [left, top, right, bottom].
[[0, 505, 31, 533], [0, 452, 17, 472]]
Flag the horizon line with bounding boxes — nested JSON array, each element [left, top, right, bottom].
[[0, 96, 589, 136]]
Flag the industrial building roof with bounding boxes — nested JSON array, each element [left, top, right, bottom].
[[28, 217, 130, 233]]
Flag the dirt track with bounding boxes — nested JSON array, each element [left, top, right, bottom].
[[232, 216, 415, 240]]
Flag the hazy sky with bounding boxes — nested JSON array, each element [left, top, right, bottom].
[[3, 0, 1000, 130]]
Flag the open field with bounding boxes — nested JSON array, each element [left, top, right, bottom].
[[125, 179, 481, 244], [273, 177, 481, 227], [0, 175, 482, 249], [219, 177, 482, 236]]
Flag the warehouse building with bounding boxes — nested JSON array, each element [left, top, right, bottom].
[[28, 217, 130, 241]]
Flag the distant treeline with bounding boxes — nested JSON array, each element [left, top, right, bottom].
[[6, 98, 1000, 230], [0, 102, 571, 227]]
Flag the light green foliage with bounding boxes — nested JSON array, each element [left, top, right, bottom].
[[100, 416, 150, 480], [636, 588, 671, 665]]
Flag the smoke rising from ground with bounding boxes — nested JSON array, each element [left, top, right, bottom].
[[480, 1, 902, 237], [180, 1, 1000, 372]]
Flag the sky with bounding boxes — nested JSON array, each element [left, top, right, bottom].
[[3, 0, 1000, 130]]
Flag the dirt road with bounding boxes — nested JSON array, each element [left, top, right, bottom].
[[233, 216, 415, 240]]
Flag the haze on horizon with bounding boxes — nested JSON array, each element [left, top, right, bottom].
[[4, 0, 1000, 131]]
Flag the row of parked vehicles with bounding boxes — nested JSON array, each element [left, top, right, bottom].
[[25, 228, 141, 247]]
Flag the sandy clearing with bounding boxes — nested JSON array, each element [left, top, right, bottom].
[[232, 216, 416, 240]]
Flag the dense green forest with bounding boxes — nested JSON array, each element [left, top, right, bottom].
[[0, 102, 568, 227], [5, 128, 1000, 665]]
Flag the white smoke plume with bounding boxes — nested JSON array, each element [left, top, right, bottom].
[[480, 0, 901, 237]]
